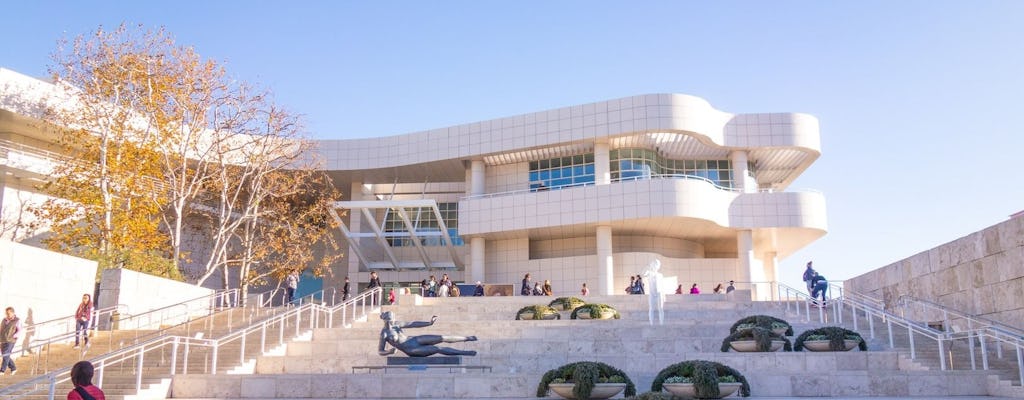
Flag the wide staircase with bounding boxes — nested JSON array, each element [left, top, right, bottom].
[[1, 291, 369, 400], [167, 292, 1018, 399]]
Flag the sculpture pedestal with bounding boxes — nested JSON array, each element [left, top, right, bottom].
[[386, 356, 462, 366]]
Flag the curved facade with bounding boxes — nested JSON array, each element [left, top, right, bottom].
[[322, 93, 827, 298]]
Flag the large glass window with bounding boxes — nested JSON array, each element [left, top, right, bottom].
[[610, 148, 748, 188], [384, 203, 463, 247], [528, 153, 595, 191]]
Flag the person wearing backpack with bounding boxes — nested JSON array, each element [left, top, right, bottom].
[[802, 261, 816, 293], [67, 360, 105, 400]]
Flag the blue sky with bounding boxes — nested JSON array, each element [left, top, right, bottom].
[[3, 1, 1022, 290]]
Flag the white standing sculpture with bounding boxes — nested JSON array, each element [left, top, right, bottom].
[[642, 259, 667, 325]]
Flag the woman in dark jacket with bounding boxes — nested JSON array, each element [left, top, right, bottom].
[[521, 274, 532, 296]]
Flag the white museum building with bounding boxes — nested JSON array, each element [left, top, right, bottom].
[[0, 67, 828, 297]]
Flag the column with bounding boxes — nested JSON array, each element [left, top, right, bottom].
[[470, 160, 486, 196], [763, 251, 779, 300], [470, 237, 485, 284], [596, 225, 614, 295], [594, 141, 611, 185], [736, 229, 755, 299], [730, 150, 755, 193]]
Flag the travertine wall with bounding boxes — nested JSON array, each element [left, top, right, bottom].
[[845, 216, 1024, 328]]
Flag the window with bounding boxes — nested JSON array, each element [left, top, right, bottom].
[[610, 148, 746, 188], [384, 203, 463, 247], [529, 153, 595, 191]]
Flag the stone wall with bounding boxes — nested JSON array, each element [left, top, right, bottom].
[[845, 215, 1024, 328], [98, 268, 215, 329], [0, 239, 97, 352]]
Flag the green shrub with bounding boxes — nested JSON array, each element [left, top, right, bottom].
[[627, 392, 684, 400], [721, 327, 793, 352], [570, 303, 621, 320], [794, 326, 867, 351], [537, 361, 637, 398], [516, 305, 562, 320], [729, 315, 793, 336], [651, 360, 750, 398], [549, 296, 587, 311]]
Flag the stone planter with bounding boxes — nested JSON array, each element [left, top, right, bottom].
[[803, 339, 859, 351], [663, 382, 743, 399], [517, 311, 559, 320], [728, 340, 784, 352], [548, 383, 626, 399], [576, 310, 616, 320]]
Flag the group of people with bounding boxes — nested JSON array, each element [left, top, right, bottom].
[[625, 275, 646, 294], [420, 273, 462, 297], [1, 293, 94, 378], [673, 281, 736, 294], [520, 273, 554, 296], [803, 261, 829, 305]]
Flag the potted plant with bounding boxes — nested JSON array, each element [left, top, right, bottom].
[[517, 305, 562, 320], [794, 326, 867, 351], [651, 360, 750, 399], [537, 361, 637, 399], [549, 296, 587, 311], [728, 315, 793, 336], [570, 304, 621, 320], [721, 327, 792, 352]]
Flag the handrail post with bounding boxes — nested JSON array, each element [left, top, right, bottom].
[[211, 340, 219, 374], [908, 325, 916, 359], [803, 298, 810, 322], [817, 302, 824, 324], [170, 337, 179, 376], [261, 323, 267, 354], [852, 303, 859, 331], [48, 375, 56, 400], [136, 350, 144, 391], [1017, 340, 1024, 385], [240, 331, 247, 365], [938, 337, 947, 371], [969, 332, 977, 370], [980, 332, 989, 370], [887, 319, 894, 349], [183, 341, 190, 374], [867, 311, 875, 339], [97, 359, 105, 386]]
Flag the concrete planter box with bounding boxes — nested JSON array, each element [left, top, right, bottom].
[[576, 310, 617, 320], [548, 383, 626, 399], [517, 311, 560, 320], [729, 340, 784, 352], [663, 382, 743, 398], [803, 339, 859, 351]]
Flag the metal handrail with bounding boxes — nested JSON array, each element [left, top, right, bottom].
[[460, 173, 824, 201], [896, 294, 1024, 336], [0, 287, 383, 400]]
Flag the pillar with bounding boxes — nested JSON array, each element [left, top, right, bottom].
[[596, 225, 614, 295], [736, 229, 755, 299], [763, 251, 779, 300], [470, 237, 485, 284], [594, 141, 611, 185], [470, 160, 486, 196], [730, 150, 755, 193]]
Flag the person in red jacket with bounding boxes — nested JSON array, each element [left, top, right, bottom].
[[74, 294, 93, 348], [67, 361, 105, 400]]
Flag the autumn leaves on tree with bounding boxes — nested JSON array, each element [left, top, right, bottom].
[[31, 24, 342, 294]]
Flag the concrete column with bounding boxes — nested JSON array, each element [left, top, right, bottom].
[[470, 237, 485, 284], [730, 150, 755, 193], [596, 225, 614, 295], [594, 141, 611, 185], [736, 229, 756, 299], [763, 251, 778, 300], [470, 160, 486, 196]]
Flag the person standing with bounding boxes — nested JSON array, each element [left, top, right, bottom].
[[726, 280, 736, 294], [521, 274, 532, 296], [626, 276, 636, 294], [802, 261, 816, 293], [341, 276, 350, 302], [285, 271, 300, 305], [634, 275, 645, 295], [689, 283, 700, 294], [1, 307, 20, 375], [811, 272, 829, 306], [74, 294, 93, 349], [580, 283, 589, 296], [542, 279, 553, 296], [367, 271, 382, 305], [532, 282, 543, 296], [67, 360, 105, 400], [473, 281, 485, 297]]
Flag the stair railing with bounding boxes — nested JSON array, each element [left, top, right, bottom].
[[0, 287, 382, 400]]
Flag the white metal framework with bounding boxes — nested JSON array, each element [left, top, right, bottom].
[[330, 199, 463, 271]]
